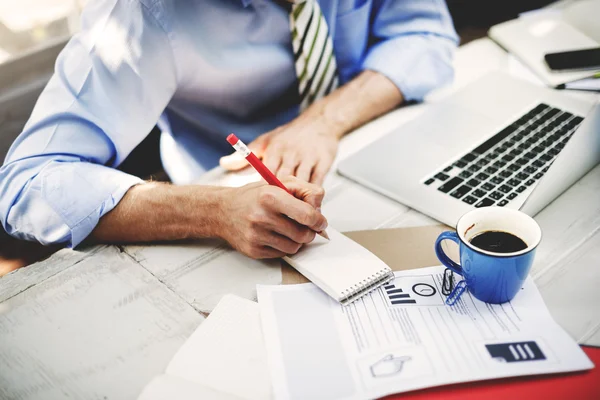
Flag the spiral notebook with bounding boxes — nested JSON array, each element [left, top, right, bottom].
[[283, 229, 394, 305]]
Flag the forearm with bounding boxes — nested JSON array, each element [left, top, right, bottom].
[[305, 70, 404, 139], [89, 183, 227, 243], [90, 177, 328, 260]]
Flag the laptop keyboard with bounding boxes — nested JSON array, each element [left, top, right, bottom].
[[423, 103, 583, 208]]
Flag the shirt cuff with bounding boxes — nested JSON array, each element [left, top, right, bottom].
[[69, 176, 143, 248], [41, 162, 144, 248], [361, 34, 456, 101]]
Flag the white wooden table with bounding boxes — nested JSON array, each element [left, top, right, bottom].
[[0, 38, 599, 400]]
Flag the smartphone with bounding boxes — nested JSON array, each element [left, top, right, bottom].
[[544, 47, 600, 71]]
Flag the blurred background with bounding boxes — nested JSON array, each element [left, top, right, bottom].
[[0, 0, 555, 66], [0, 0, 554, 253], [0, 0, 86, 64], [0, 0, 554, 178]]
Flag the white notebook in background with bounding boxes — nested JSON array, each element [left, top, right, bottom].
[[283, 229, 394, 305], [489, 2, 600, 87], [137, 295, 272, 400]]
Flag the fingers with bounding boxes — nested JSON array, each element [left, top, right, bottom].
[[242, 245, 287, 260], [239, 228, 304, 259], [246, 195, 317, 244], [260, 231, 303, 254], [311, 159, 331, 186], [257, 246, 288, 259], [260, 187, 327, 232], [282, 176, 326, 209], [295, 158, 316, 183], [269, 214, 317, 244], [276, 153, 298, 180], [241, 208, 316, 259], [263, 147, 282, 176], [274, 152, 331, 186]]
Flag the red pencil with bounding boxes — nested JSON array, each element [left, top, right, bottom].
[[226, 133, 329, 240]]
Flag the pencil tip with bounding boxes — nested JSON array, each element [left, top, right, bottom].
[[320, 230, 330, 240]]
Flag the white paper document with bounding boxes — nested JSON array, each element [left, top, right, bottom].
[[258, 266, 594, 400], [138, 294, 272, 400]]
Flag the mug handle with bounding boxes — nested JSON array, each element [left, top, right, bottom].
[[435, 231, 463, 276]]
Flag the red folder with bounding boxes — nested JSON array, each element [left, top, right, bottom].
[[385, 346, 599, 400]]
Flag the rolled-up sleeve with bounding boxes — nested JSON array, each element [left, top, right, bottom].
[[0, 0, 178, 247], [362, 0, 459, 101]]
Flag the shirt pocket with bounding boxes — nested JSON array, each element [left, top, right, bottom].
[[332, 0, 371, 83]]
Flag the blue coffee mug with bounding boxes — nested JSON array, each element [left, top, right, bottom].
[[435, 207, 542, 304]]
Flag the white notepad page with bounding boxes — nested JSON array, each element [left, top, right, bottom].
[[283, 228, 393, 304], [138, 295, 272, 400]]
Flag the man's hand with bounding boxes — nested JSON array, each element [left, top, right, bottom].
[[221, 117, 339, 186], [220, 70, 404, 185], [90, 178, 327, 260], [217, 177, 327, 259]]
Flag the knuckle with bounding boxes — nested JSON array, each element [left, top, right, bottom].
[[270, 142, 284, 153], [258, 189, 277, 207], [295, 212, 309, 226], [300, 211, 315, 227], [295, 228, 312, 243], [245, 230, 259, 245], [289, 243, 302, 255], [248, 211, 266, 226], [282, 176, 297, 187], [304, 230, 316, 243], [307, 209, 319, 226]]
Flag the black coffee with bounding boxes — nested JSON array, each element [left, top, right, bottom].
[[469, 230, 527, 253]]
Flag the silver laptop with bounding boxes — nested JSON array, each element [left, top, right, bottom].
[[338, 72, 600, 227]]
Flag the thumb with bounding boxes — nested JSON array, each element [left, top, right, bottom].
[[220, 151, 248, 171], [220, 134, 270, 171]]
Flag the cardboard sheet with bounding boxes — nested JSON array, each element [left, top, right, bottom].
[[282, 225, 453, 284]]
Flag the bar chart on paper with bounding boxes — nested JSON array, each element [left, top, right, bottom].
[[383, 274, 445, 306], [383, 284, 416, 305], [486, 341, 546, 363]]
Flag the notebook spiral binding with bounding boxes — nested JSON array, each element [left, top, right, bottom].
[[339, 269, 395, 306]]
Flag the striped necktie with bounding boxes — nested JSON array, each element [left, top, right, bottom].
[[289, 0, 339, 110]]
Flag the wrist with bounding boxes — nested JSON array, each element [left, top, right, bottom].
[[174, 185, 229, 239], [303, 70, 405, 141], [201, 186, 234, 241], [303, 98, 348, 141]]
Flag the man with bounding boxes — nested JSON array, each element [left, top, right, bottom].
[[0, 0, 458, 259]]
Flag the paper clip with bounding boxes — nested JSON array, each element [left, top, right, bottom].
[[445, 280, 467, 306], [441, 268, 454, 296]]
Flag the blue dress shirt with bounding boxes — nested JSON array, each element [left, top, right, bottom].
[[0, 0, 458, 247]]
